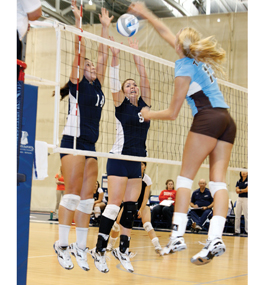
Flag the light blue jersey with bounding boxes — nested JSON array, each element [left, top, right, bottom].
[[175, 57, 229, 116]]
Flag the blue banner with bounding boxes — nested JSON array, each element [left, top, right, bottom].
[[17, 84, 38, 285]]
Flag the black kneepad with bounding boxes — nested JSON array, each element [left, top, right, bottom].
[[120, 201, 138, 229]]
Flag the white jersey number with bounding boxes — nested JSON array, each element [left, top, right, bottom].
[[138, 112, 144, 123], [95, 94, 105, 107]]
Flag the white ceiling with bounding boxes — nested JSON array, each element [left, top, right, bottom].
[[40, 0, 248, 25]]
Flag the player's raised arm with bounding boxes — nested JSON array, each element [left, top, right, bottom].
[[128, 2, 176, 48], [109, 36, 124, 107], [97, 8, 114, 85], [70, 0, 86, 84], [128, 38, 151, 107]]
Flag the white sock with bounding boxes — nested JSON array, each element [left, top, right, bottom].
[[76, 227, 89, 250], [59, 224, 71, 247], [151, 237, 160, 247], [208, 215, 226, 240], [94, 206, 101, 218], [171, 212, 188, 238], [108, 236, 118, 247]]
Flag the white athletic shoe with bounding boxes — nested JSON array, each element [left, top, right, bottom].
[[161, 236, 187, 255], [190, 238, 226, 265], [53, 240, 74, 270], [89, 248, 109, 273], [112, 248, 134, 272], [70, 243, 89, 271]]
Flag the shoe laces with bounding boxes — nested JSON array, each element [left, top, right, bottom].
[[76, 247, 89, 259], [167, 236, 182, 246], [60, 246, 71, 260], [96, 250, 110, 262], [120, 249, 136, 260], [198, 239, 214, 249], [128, 251, 137, 258]]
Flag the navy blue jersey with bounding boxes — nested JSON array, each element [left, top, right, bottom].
[[236, 177, 248, 198], [191, 188, 213, 207], [175, 57, 229, 116], [62, 77, 105, 143], [110, 96, 150, 157]]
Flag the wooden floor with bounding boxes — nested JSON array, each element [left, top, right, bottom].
[[27, 222, 248, 285]]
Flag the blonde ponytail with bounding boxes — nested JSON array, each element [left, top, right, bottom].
[[179, 28, 226, 78]]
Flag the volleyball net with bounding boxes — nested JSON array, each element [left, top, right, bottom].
[[27, 20, 248, 172]]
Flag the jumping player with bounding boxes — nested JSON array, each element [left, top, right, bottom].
[[53, 1, 113, 271], [106, 162, 162, 254], [89, 38, 151, 273], [129, 2, 236, 265]]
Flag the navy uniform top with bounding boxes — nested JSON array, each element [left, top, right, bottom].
[[175, 57, 229, 116], [137, 174, 152, 209], [236, 177, 248, 198], [110, 96, 150, 157], [62, 77, 105, 143], [191, 188, 213, 207]]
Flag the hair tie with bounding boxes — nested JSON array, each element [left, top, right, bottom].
[[182, 38, 191, 55]]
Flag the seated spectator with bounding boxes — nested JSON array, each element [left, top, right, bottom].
[[234, 170, 248, 236], [90, 181, 106, 226], [151, 179, 177, 229], [189, 179, 214, 233]]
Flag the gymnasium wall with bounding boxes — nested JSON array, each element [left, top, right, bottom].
[[25, 12, 248, 212]]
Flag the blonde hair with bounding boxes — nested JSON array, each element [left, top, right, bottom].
[[178, 27, 226, 78]]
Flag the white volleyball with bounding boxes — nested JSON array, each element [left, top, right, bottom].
[[116, 13, 139, 37]]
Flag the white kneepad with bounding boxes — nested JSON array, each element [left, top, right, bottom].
[[209, 181, 227, 197], [60, 194, 80, 211], [143, 222, 153, 232], [76, 198, 94, 214], [176, 176, 193, 190], [102, 204, 120, 220], [112, 221, 120, 232]]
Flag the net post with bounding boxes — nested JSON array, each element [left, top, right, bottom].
[[53, 24, 61, 148]]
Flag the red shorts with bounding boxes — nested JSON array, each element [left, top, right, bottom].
[[190, 108, 236, 144]]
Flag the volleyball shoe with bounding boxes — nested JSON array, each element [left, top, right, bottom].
[[89, 248, 109, 273], [53, 240, 74, 270], [190, 238, 226, 265], [161, 236, 187, 255], [112, 248, 135, 272], [69, 243, 89, 271]]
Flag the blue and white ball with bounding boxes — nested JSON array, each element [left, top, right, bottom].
[[116, 14, 139, 37]]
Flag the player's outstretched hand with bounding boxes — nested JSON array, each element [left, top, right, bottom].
[[71, 0, 80, 21], [99, 7, 114, 28], [109, 36, 122, 57], [128, 38, 139, 50], [128, 2, 150, 19]]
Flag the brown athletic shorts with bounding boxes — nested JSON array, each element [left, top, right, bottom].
[[190, 108, 236, 144]]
